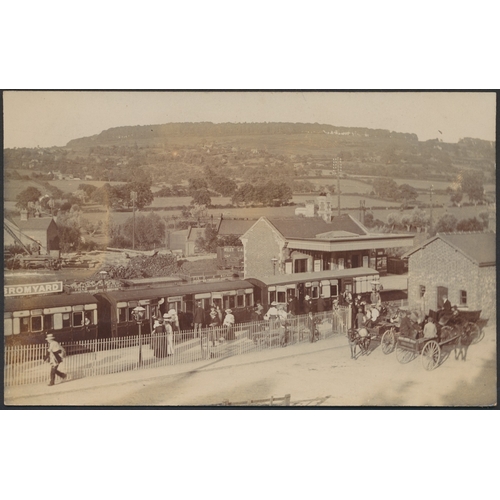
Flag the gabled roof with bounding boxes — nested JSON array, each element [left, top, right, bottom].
[[217, 219, 257, 236], [267, 214, 367, 239], [404, 232, 496, 267], [187, 226, 206, 242], [12, 217, 56, 231]]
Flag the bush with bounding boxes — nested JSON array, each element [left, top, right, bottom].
[[109, 235, 133, 248]]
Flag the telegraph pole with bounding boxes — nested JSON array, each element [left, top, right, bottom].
[[429, 184, 434, 232], [131, 191, 137, 250], [332, 157, 342, 216]]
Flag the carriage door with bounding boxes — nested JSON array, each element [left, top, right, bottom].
[[437, 286, 448, 309]]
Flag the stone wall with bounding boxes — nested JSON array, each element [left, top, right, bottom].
[[408, 238, 495, 320]]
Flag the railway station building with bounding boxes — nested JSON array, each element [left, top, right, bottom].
[[240, 215, 414, 280], [404, 232, 496, 322]]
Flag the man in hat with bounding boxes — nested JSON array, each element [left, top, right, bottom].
[[44, 334, 67, 386], [223, 308, 235, 340], [303, 295, 312, 315], [193, 301, 205, 338], [316, 294, 326, 313]]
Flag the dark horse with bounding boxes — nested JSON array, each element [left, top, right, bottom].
[[348, 328, 371, 359]]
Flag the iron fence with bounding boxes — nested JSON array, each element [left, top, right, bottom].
[[4, 308, 350, 387]]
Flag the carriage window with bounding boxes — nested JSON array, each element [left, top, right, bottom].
[[419, 285, 426, 298], [331, 284, 338, 297], [460, 290, 467, 306], [31, 316, 43, 332], [118, 307, 127, 323], [84, 311, 93, 325], [20, 317, 30, 334], [73, 311, 84, 327], [277, 291, 286, 303], [269, 291, 276, 303], [237, 294, 244, 307], [62, 313, 71, 328], [245, 293, 253, 307], [44, 315, 53, 330], [311, 286, 319, 299], [228, 295, 235, 309]]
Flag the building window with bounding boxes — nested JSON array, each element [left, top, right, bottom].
[[277, 291, 286, 303], [237, 294, 244, 308], [294, 258, 307, 273], [460, 290, 467, 306], [419, 285, 426, 298]]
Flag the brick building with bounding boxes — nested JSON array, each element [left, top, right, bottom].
[[404, 232, 496, 321], [240, 215, 414, 278]]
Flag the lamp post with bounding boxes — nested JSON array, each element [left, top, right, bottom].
[[98, 270, 108, 292], [271, 257, 278, 275], [132, 305, 146, 368]]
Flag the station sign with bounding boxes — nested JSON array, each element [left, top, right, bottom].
[[4, 281, 64, 297]]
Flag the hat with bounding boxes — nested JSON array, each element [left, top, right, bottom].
[[225, 309, 232, 314], [46, 334, 55, 340], [163, 313, 169, 318], [157, 318, 164, 323], [271, 301, 277, 306], [305, 295, 310, 300]]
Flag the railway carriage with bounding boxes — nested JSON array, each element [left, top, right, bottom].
[[94, 279, 255, 337], [4, 293, 99, 346]]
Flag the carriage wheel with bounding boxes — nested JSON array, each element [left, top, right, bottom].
[[396, 346, 415, 364], [466, 322, 483, 344], [421, 341, 441, 371], [381, 328, 396, 354]]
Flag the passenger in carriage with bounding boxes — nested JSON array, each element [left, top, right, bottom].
[[423, 316, 437, 339], [399, 310, 413, 338]]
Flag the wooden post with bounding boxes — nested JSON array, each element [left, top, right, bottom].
[[284, 394, 291, 406]]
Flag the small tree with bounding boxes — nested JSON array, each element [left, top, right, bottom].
[[431, 214, 458, 235], [16, 187, 42, 210], [191, 189, 211, 207]]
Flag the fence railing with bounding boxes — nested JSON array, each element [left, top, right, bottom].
[[4, 308, 350, 388]]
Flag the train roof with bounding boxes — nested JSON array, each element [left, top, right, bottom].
[[4, 292, 98, 312], [95, 279, 254, 303], [246, 268, 379, 287]]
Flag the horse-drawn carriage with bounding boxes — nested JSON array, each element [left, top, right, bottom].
[[395, 308, 482, 370], [348, 304, 401, 358]]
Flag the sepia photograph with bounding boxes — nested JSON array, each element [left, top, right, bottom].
[[3, 90, 497, 407]]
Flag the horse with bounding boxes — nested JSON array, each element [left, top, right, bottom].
[[348, 328, 371, 359]]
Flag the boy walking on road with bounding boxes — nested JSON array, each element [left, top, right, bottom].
[[44, 334, 67, 386]]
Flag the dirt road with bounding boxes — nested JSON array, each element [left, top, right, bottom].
[[5, 325, 496, 407]]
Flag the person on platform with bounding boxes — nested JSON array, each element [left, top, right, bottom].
[[264, 301, 279, 321], [193, 301, 205, 338], [223, 309, 235, 340], [316, 294, 326, 313], [163, 313, 175, 356], [370, 288, 381, 306], [303, 295, 313, 315], [438, 295, 452, 322], [255, 301, 264, 320], [287, 296, 299, 316]]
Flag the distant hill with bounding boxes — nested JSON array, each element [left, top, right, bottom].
[[5, 122, 495, 186]]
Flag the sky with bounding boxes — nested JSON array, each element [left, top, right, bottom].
[[3, 91, 496, 149]]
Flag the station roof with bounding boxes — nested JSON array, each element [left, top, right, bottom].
[[267, 215, 367, 238], [217, 219, 257, 236]]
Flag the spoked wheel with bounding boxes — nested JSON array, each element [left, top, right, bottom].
[[421, 340, 441, 371], [396, 346, 415, 364], [466, 322, 483, 344], [381, 328, 396, 354]]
